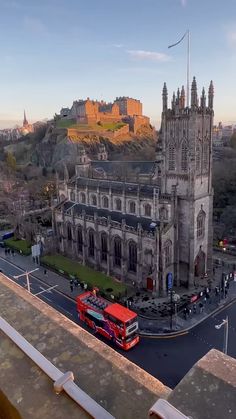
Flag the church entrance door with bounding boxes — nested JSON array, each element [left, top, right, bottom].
[[194, 250, 206, 277], [146, 277, 153, 291]]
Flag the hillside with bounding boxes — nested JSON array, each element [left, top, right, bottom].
[[4, 122, 157, 169]]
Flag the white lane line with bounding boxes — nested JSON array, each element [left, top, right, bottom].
[[41, 295, 52, 303]]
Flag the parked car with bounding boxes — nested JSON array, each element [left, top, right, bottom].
[[0, 241, 5, 248]]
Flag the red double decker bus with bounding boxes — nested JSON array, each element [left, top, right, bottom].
[[76, 291, 139, 350]]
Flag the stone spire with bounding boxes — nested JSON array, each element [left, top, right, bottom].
[[180, 86, 185, 109], [191, 77, 198, 108], [200, 87, 206, 109], [162, 82, 168, 111], [23, 110, 28, 127], [208, 80, 214, 109], [176, 88, 180, 106], [172, 92, 176, 110]]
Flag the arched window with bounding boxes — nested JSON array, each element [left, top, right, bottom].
[[102, 196, 109, 209], [80, 192, 86, 204], [144, 203, 151, 217], [77, 225, 83, 253], [196, 142, 201, 173], [115, 198, 122, 211], [164, 240, 172, 267], [159, 207, 168, 221], [168, 143, 176, 171], [67, 224, 72, 241], [128, 241, 137, 272], [129, 201, 136, 214], [114, 236, 122, 267], [181, 141, 188, 172], [197, 211, 206, 239], [70, 191, 75, 201], [101, 232, 108, 262], [88, 230, 95, 257], [91, 194, 97, 206]]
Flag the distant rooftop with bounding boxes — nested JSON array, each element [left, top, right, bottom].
[[0, 275, 169, 418]]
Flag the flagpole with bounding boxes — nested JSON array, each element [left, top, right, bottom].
[[187, 30, 190, 108]]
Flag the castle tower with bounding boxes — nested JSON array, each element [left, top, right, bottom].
[[160, 77, 214, 288]]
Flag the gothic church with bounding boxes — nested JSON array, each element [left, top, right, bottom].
[[53, 78, 214, 293]]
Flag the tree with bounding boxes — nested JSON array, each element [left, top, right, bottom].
[[6, 152, 16, 171]]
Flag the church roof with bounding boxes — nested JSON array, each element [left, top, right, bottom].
[[60, 200, 160, 232], [68, 177, 159, 198], [91, 160, 156, 175]]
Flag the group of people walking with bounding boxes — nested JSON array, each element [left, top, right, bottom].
[[4, 247, 14, 256]]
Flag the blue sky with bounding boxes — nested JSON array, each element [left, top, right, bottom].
[[1, 0, 236, 128]]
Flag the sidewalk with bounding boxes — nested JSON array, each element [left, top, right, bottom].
[[139, 280, 236, 335], [1, 248, 236, 336]]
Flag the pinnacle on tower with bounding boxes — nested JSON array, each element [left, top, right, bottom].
[[191, 77, 198, 108], [180, 86, 185, 108], [208, 80, 214, 109], [162, 82, 168, 111], [172, 92, 176, 110], [176, 88, 180, 105], [200, 87, 206, 108]]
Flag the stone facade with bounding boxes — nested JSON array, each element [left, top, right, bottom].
[[60, 96, 149, 134], [53, 77, 214, 292]]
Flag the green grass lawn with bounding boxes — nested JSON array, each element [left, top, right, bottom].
[[5, 238, 31, 255], [66, 121, 126, 132], [41, 254, 127, 298], [56, 119, 76, 128]]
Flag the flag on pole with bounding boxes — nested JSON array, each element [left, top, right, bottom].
[[168, 31, 188, 49]]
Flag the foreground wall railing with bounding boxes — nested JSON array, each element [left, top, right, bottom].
[[0, 316, 114, 419]]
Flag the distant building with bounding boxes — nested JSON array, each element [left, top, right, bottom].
[[213, 122, 223, 147], [19, 110, 34, 135], [59, 96, 150, 134]]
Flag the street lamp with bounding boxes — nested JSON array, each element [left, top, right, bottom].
[[13, 268, 39, 293], [215, 316, 229, 355]]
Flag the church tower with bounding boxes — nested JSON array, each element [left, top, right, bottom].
[[23, 110, 28, 127], [159, 77, 214, 287]]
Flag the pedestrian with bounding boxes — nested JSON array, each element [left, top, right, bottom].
[[74, 279, 79, 287], [70, 284, 74, 292], [84, 283, 88, 290], [184, 307, 187, 320], [199, 302, 203, 313], [193, 303, 197, 314], [44, 269, 47, 275], [12, 249, 14, 256], [4, 248, 7, 256], [70, 278, 74, 286]]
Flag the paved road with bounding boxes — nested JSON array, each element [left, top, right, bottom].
[[1, 256, 236, 389]]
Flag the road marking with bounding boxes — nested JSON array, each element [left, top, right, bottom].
[[35, 285, 58, 296], [141, 331, 188, 339], [0, 255, 76, 305], [41, 295, 52, 303]]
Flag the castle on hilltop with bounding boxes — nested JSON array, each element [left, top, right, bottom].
[[59, 96, 150, 134], [54, 78, 214, 292]]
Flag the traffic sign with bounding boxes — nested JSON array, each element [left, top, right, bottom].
[[167, 273, 173, 290]]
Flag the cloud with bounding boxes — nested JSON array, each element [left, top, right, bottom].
[[227, 30, 236, 46], [23, 16, 47, 34], [127, 49, 171, 62], [112, 44, 124, 48]]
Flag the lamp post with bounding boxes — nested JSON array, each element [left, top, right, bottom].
[[215, 316, 229, 355], [13, 268, 39, 293]]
